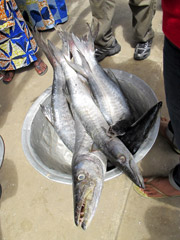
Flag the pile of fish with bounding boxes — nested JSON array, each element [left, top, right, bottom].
[[34, 27, 162, 230]]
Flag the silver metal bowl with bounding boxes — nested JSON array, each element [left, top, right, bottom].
[[22, 69, 160, 184], [0, 136, 5, 168]]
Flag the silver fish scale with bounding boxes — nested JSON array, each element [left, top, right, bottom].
[[50, 65, 75, 152], [71, 35, 131, 125]]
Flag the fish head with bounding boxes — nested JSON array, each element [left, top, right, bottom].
[[108, 139, 144, 189], [72, 154, 105, 230]]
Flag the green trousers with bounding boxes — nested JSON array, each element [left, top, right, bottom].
[[89, 0, 156, 47]]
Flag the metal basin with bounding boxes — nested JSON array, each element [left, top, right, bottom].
[[22, 69, 160, 184], [0, 136, 5, 168]]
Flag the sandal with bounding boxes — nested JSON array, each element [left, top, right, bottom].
[[2, 71, 15, 84], [34, 58, 48, 76], [160, 117, 180, 154], [133, 177, 180, 199], [133, 180, 167, 199]]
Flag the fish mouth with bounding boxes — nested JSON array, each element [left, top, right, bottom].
[[125, 159, 144, 189], [75, 187, 94, 230]]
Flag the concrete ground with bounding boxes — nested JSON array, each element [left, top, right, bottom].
[[1, 0, 180, 239]]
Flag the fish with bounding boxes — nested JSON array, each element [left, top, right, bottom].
[[72, 109, 107, 230], [70, 30, 132, 126], [47, 36, 144, 189], [34, 31, 75, 152]]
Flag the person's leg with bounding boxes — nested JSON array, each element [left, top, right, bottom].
[[89, 0, 116, 47], [169, 164, 180, 191], [135, 38, 180, 198], [163, 37, 180, 150], [89, 0, 121, 61], [129, 0, 156, 60]]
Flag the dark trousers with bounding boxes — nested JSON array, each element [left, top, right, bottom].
[[163, 37, 180, 187], [163, 37, 180, 150], [173, 164, 180, 187]]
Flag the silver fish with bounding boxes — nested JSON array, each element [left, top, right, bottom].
[[71, 31, 132, 126], [48, 37, 144, 189], [35, 32, 75, 152], [72, 109, 107, 230]]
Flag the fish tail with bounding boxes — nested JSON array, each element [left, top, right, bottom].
[[56, 29, 71, 60], [71, 31, 94, 58], [47, 39, 64, 64], [40, 104, 54, 126], [32, 30, 57, 68], [83, 23, 95, 52]]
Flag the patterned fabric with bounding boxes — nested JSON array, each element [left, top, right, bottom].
[[16, 0, 68, 30], [0, 0, 38, 71], [0, 0, 15, 30]]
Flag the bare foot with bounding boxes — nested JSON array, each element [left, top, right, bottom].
[[34, 57, 48, 76], [3, 70, 15, 84], [142, 177, 180, 198]]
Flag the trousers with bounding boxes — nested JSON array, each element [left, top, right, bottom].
[[89, 0, 156, 47], [163, 37, 180, 189]]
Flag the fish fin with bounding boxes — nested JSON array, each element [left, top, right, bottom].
[[64, 55, 88, 79], [81, 21, 99, 52], [63, 50, 91, 84], [109, 119, 131, 137], [40, 104, 54, 126], [84, 22, 95, 52], [91, 143, 99, 152], [84, 19, 99, 44], [119, 101, 162, 154], [105, 69, 119, 85], [56, 29, 71, 60], [62, 87, 71, 104], [101, 127, 110, 136], [71, 32, 94, 58], [47, 39, 64, 63]]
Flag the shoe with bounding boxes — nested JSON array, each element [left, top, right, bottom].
[[95, 39, 121, 62], [134, 39, 153, 60]]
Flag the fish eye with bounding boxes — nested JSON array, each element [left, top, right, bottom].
[[119, 155, 126, 163], [77, 173, 85, 181]]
